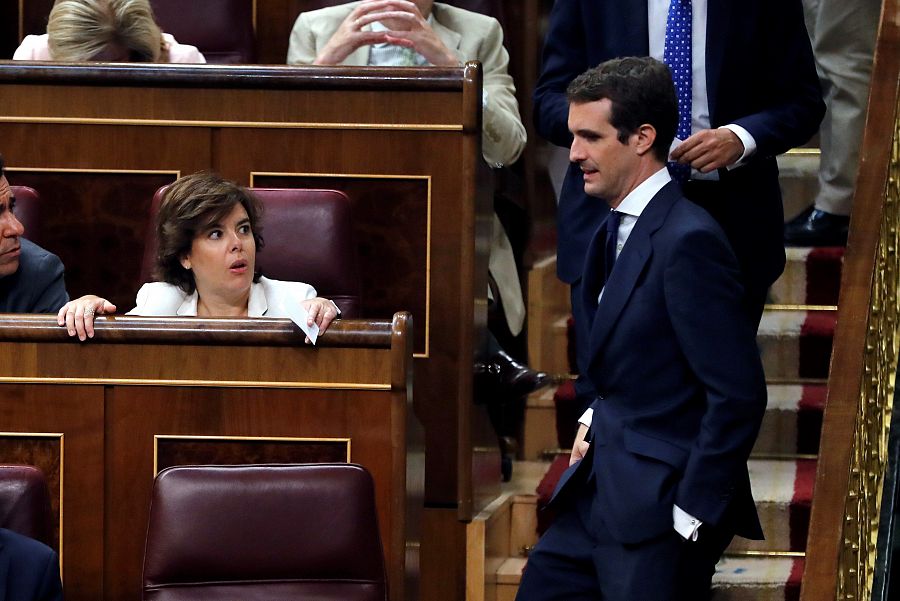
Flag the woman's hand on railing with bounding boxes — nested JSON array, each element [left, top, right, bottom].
[[300, 297, 340, 344]]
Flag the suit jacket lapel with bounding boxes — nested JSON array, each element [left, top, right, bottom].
[[588, 0, 649, 57], [588, 182, 682, 359], [581, 214, 612, 322], [704, 0, 731, 124]]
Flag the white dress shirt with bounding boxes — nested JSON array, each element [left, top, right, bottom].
[[578, 167, 703, 541]]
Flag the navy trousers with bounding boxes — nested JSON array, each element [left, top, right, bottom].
[[516, 477, 734, 601]]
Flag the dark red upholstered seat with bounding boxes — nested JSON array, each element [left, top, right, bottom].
[[140, 186, 361, 317], [0, 465, 54, 547], [10, 185, 42, 242], [150, 0, 255, 64], [142, 464, 387, 601]]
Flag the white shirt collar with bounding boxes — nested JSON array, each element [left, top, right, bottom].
[[614, 167, 672, 219]]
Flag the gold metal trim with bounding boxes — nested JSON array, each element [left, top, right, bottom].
[[17, 0, 24, 43], [251, 0, 257, 32], [0, 116, 463, 132], [0, 432, 64, 578], [784, 148, 821, 156], [153, 434, 351, 476], [750, 452, 818, 461], [0, 377, 390, 389], [7, 166, 181, 176], [725, 550, 806, 558], [764, 377, 829, 385], [764, 304, 838, 312], [251, 171, 433, 359]]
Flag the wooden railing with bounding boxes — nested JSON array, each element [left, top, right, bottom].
[[801, 1, 900, 599]]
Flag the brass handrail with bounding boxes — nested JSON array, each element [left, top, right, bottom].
[[801, 0, 900, 598]]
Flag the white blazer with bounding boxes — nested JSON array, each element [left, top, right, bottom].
[[127, 276, 318, 317]]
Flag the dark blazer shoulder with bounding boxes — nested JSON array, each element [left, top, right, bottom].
[[0, 528, 63, 601]]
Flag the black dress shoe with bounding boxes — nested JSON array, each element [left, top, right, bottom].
[[490, 350, 551, 397], [784, 206, 850, 247]]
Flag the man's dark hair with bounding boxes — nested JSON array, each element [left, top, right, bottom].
[[155, 171, 265, 294], [566, 57, 678, 162]]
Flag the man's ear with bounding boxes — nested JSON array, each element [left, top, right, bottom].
[[634, 123, 657, 156]]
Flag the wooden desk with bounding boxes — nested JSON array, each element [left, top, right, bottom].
[[0, 61, 499, 600], [0, 313, 418, 601]]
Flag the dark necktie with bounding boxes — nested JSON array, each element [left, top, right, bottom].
[[604, 210, 621, 283], [665, 0, 692, 182]]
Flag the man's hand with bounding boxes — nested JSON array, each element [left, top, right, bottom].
[[313, 0, 401, 65], [670, 128, 744, 173], [569, 423, 591, 466]]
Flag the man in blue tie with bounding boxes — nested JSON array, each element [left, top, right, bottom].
[[535, 0, 823, 431], [515, 57, 766, 601]]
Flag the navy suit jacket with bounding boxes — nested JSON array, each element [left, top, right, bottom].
[[0, 238, 68, 314], [0, 528, 63, 601], [534, 0, 824, 285], [552, 182, 767, 544]]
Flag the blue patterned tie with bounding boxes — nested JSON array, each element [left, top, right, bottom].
[[665, 0, 692, 182], [604, 211, 621, 283]]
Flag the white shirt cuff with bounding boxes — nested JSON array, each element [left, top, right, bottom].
[[578, 407, 593, 428], [720, 124, 756, 169], [673, 504, 702, 541]]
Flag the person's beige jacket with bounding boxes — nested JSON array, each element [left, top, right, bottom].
[[288, 1, 526, 167]]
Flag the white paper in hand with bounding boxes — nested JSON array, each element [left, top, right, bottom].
[[285, 305, 319, 345]]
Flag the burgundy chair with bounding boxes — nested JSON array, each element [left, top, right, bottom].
[[142, 464, 387, 601], [9, 185, 42, 242], [150, 0, 256, 64], [139, 186, 362, 317], [0, 465, 54, 548]]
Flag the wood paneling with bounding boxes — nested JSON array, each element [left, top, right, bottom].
[[0, 62, 492, 509], [254, 173, 429, 352], [0, 62, 496, 601], [8, 170, 178, 307], [0, 314, 416, 601], [0, 384, 105, 598]]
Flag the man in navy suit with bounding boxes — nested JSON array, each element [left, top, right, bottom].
[[535, 0, 824, 413], [0, 528, 63, 601], [516, 57, 767, 601]]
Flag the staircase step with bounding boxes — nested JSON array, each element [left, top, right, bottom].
[[488, 557, 527, 601], [712, 555, 803, 601], [770, 247, 843, 306], [758, 309, 836, 379], [730, 458, 815, 553], [753, 384, 825, 455], [778, 149, 819, 222], [523, 387, 561, 460], [487, 550, 803, 600]]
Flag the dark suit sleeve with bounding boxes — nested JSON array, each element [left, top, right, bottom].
[[36, 549, 63, 601], [30, 252, 69, 314], [663, 228, 767, 526], [729, 0, 824, 157], [533, 0, 586, 148]]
